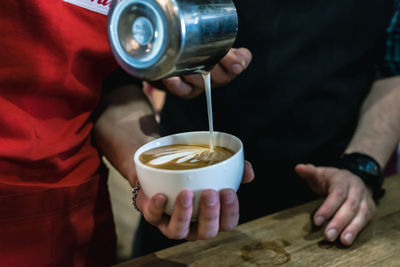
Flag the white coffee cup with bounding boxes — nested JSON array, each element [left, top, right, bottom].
[[134, 131, 244, 220]]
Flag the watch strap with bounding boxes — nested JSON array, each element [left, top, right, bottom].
[[336, 152, 385, 200]]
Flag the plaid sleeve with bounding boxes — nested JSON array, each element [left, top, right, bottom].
[[378, 1, 400, 78]]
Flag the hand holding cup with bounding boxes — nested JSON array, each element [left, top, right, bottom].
[[134, 131, 255, 240]]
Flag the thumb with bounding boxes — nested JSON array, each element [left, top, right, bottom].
[[230, 47, 253, 73], [295, 163, 319, 180], [295, 164, 329, 195], [137, 190, 167, 226]]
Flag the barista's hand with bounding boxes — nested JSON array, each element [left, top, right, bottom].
[[136, 160, 254, 240], [161, 48, 252, 99], [295, 164, 376, 246]]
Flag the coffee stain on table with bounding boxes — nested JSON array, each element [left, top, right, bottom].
[[241, 239, 291, 265]]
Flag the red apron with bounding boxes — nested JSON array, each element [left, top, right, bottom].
[[0, 0, 119, 266]]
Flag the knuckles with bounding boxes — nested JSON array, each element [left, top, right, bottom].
[[347, 198, 360, 212], [174, 213, 192, 225], [143, 210, 161, 225], [201, 212, 219, 222], [334, 188, 346, 200]]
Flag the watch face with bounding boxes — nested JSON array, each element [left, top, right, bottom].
[[354, 157, 380, 176], [343, 153, 384, 187]]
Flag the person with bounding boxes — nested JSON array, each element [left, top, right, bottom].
[[95, 48, 254, 246], [127, 0, 400, 256], [0, 1, 252, 266]]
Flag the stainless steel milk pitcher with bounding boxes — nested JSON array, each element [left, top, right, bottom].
[[108, 0, 238, 81]]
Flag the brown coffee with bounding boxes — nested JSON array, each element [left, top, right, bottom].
[[139, 144, 234, 170]]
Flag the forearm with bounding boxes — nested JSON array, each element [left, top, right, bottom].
[[93, 84, 160, 186], [345, 76, 400, 167]]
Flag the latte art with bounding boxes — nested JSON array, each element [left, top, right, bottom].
[[139, 144, 234, 170]]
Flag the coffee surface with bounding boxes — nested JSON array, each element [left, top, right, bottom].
[[139, 144, 234, 170]]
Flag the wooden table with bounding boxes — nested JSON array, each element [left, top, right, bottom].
[[117, 174, 400, 266]]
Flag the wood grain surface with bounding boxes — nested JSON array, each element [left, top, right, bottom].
[[117, 174, 400, 266]]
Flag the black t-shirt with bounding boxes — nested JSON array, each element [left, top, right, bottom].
[[159, 0, 395, 223]]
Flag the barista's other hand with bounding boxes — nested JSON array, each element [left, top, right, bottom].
[[295, 164, 376, 247], [161, 48, 252, 99], [136, 160, 254, 240]]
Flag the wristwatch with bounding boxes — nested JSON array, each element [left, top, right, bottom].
[[336, 152, 385, 200]]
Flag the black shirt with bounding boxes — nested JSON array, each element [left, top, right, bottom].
[[159, 0, 395, 222]]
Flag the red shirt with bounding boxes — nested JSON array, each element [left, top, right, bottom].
[[0, 0, 117, 185], [0, 1, 119, 265]]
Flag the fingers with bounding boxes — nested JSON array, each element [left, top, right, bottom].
[[219, 48, 252, 75], [295, 164, 315, 179], [295, 164, 330, 195], [209, 48, 252, 87], [242, 160, 255, 183], [322, 183, 375, 246], [182, 74, 206, 89], [162, 77, 193, 97], [138, 190, 194, 240], [219, 189, 239, 231], [301, 167, 376, 246], [340, 197, 375, 246], [313, 181, 349, 226], [182, 47, 253, 90], [141, 188, 240, 241], [191, 48, 252, 88], [322, 185, 362, 242], [163, 75, 205, 99], [141, 192, 168, 225], [295, 164, 327, 182], [195, 190, 220, 240], [160, 190, 194, 239], [161, 47, 252, 98], [187, 189, 240, 240]]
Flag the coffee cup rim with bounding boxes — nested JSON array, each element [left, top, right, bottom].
[[134, 131, 243, 173]]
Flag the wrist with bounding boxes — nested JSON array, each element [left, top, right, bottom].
[[336, 152, 385, 200]]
